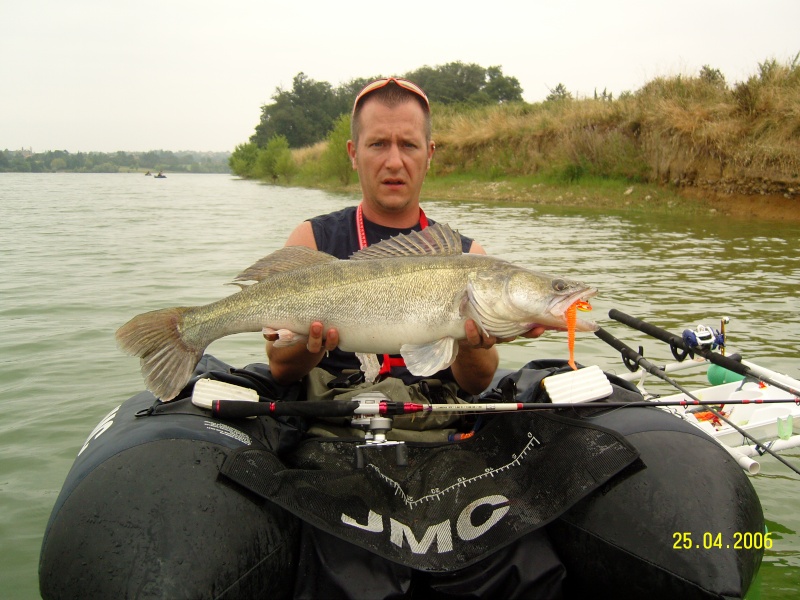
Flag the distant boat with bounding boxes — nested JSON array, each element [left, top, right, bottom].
[[144, 171, 152, 176]]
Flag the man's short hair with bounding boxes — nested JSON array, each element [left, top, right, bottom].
[[351, 81, 432, 146]]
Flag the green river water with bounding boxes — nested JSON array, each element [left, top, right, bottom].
[[1, 173, 797, 597]]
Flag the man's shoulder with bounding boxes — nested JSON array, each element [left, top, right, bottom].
[[308, 206, 358, 258], [308, 206, 357, 226]]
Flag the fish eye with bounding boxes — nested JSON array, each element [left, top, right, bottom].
[[553, 279, 568, 292]]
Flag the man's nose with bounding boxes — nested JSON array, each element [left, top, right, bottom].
[[385, 143, 403, 169]]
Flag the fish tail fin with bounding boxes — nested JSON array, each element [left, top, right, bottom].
[[116, 307, 203, 401]]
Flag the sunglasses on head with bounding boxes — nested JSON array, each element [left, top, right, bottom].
[[352, 77, 430, 114]]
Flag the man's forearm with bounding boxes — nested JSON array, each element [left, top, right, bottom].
[[266, 342, 326, 384], [450, 344, 499, 396]]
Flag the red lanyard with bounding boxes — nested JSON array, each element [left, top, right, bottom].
[[355, 203, 428, 375], [355, 203, 428, 250]]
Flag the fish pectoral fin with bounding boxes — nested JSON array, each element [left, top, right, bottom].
[[356, 353, 382, 382], [400, 338, 459, 377], [262, 327, 307, 348]]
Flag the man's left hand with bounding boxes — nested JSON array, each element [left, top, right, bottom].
[[462, 319, 547, 349]]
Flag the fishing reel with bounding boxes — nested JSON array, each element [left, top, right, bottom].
[[682, 323, 725, 352], [351, 392, 408, 468]]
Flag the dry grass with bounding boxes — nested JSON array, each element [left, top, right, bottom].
[[291, 141, 327, 166], [285, 56, 799, 199], [432, 57, 799, 190]]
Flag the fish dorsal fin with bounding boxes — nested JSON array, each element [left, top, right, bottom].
[[349, 222, 463, 260], [232, 246, 337, 284]]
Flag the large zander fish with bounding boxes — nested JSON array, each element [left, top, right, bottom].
[[117, 224, 598, 401]]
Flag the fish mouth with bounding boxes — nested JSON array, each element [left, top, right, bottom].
[[536, 287, 598, 332]]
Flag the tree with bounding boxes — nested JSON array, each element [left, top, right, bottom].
[[403, 62, 523, 105], [248, 64, 525, 150], [546, 83, 572, 102], [251, 73, 343, 148], [482, 66, 524, 103], [50, 157, 67, 171], [593, 87, 613, 102]]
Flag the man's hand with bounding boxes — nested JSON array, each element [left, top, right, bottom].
[[304, 321, 340, 353], [461, 319, 547, 349], [265, 321, 340, 384], [453, 320, 549, 395]]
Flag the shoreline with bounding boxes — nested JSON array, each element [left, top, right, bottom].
[[312, 176, 799, 223]]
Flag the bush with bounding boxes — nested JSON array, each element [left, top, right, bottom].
[[320, 114, 353, 185], [229, 142, 259, 177]]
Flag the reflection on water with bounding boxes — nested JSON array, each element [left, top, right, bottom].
[[0, 173, 797, 597]]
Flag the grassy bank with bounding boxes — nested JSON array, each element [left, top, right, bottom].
[[236, 56, 799, 220]]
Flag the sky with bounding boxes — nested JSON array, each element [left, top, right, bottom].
[[2, 0, 798, 154]]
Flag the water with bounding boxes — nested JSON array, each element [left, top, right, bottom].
[[1, 173, 798, 598]]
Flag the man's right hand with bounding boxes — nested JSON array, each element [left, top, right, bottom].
[[304, 321, 340, 354], [265, 321, 340, 384]]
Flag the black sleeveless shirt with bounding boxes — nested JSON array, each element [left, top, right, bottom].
[[308, 206, 473, 383]]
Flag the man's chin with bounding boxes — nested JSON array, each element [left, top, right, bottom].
[[374, 191, 413, 209]]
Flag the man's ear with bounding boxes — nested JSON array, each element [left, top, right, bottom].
[[347, 139, 357, 169]]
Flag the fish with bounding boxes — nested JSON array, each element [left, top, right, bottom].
[[116, 223, 598, 401]]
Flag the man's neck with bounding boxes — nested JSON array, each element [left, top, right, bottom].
[[359, 201, 421, 229]]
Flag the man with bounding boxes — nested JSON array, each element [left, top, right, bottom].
[[269, 77, 565, 598], [266, 77, 545, 395]]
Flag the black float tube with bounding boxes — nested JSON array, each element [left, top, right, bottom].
[[609, 308, 800, 398], [595, 325, 800, 476]]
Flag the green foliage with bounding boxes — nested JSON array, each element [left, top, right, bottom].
[[320, 114, 353, 185], [275, 150, 298, 183], [1, 149, 231, 174], [50, 157, 67, 171], [250, 73, 371, 149], [404, 62, 523, 105], [248, 62, 524, 151], [593, 88, 613, 102], [546, 83, 572, 102], [229, 142, 260, 177], [253, 135, 296, 182], [699, 65, 726, 87], [733, 54, 800, 116]]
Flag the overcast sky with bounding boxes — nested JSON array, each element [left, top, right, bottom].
[[2, 0, 798, 153]]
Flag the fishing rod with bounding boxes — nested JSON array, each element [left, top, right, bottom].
[[608, 308, 800, 398], [210, 394, 799, 420], [594, 325, 800, 476]]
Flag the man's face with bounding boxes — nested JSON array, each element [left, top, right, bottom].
[[347, 99, 435, 214]]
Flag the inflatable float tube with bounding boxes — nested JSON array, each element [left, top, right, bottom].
[[39, 359, 763, 599]]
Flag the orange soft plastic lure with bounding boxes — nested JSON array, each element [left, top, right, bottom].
[[566, 300, 592, 369]]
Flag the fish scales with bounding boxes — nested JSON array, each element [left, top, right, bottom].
[[117, 224, 597, 400], [182, 255, 487, 353]]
